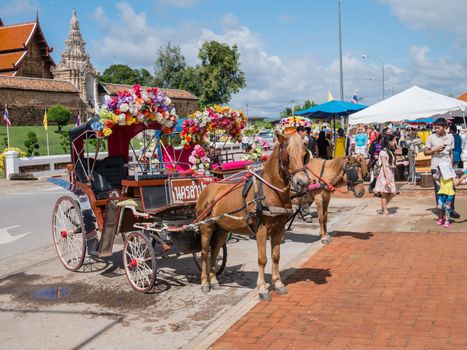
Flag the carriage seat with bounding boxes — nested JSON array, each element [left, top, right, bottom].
[[74, 156, 127, 200]]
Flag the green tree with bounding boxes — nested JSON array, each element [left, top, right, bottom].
[[99, 64, 154, 86], [280, 100, 316, 118], [24, 132, 40, 157], [48, 104, 71, 132], [154, 42, 187, 88], [136, 68, 154, 86], [100, 64, 139, 85], [197, 41, 246, 106]]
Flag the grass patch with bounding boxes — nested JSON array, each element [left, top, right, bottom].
[[0, 124, 76, 155]]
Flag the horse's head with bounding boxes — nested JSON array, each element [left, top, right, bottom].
[[275, 130, 309, 193], [343, 155, 367, 198]]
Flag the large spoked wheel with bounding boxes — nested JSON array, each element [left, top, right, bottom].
[[123, 231, 157, 293], [52, 196, 86, 271], [193, 244, 227, 276]]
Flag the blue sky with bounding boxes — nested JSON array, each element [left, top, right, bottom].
[[1, 0, 466, 117]]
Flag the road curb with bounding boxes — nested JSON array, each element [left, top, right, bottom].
[[183, 200, 370, 350]]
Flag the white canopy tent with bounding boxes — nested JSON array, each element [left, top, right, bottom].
[[349, 86, 467, 125]]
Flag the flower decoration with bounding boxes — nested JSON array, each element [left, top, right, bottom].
[[95, 84, 178, 138], [278, 116, 311, 133], [188, 144, 212, 175], [181, 105, 246, 148], [242, 144, 264, 162]]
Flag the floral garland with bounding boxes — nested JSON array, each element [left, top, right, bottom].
[[188, 144, 212, 175], [278, 116, 311, 132], [180, 105, 246, 148], [242, 144, 263, 161], [92, 84, 178, 138]]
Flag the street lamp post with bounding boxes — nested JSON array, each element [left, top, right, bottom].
[[362, 54, 384, 100], [338, 0, 344, 101]]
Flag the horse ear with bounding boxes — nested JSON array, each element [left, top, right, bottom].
[[275, 129, 287, 144]]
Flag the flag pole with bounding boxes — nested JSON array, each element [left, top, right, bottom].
[[44, 108, 50, 156], [46, 128, 50, 156], [5, 104, 10, 148]]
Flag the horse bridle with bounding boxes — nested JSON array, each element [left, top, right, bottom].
[[343, 160, 364, 191], [278, 142, 310, 186]]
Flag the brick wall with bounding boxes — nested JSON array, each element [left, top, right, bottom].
[[173, 98, 199, 116], [0, 88, 85, 125], [16, 36, 53, 79]]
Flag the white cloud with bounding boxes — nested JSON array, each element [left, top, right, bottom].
[[0, 0, 38, 17], [222, 13, 239, 28], [157, 0, 202, 9], [89, 2, 467, 117], [379, 0, 467, 36]]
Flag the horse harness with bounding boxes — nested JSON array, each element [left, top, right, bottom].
[[240, 142, 309, 235], [314, 158, 363, 192]]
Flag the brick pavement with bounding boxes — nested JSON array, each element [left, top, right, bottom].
[[210, 232, 467, 350]]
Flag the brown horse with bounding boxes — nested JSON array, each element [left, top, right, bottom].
[[303, 155, 367, 244], [195, 131, 309, 300]]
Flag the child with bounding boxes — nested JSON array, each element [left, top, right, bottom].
[[436, 162, 462, 227]]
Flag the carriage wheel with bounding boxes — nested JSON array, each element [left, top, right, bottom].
[[52, 196, 86, 271], [123, 231, 157, 293], [193, 244, 227, 276]]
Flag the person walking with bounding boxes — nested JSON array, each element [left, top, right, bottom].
[[374, 134, 397, 216], [354, 126, 368, 157], [334, 128, 346, 158], [436, 162, 457, 227], [450, 124, 462, 168], [405, 128, 422, 182], [315, 130, 331, 159], [368, 133, 383, 193], [424, 118, 459, 219]]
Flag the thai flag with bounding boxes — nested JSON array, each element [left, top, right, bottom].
[[3, 106, 12, 126], [350, 91, 358, 104], [76, 114, 81, 127]]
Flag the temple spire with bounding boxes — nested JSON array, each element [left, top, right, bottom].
[[52, 10, 97, 109]]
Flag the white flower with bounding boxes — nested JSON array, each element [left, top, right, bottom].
[[119, 103, 129, 112], [164, 96, 172, 106], [137, 114, 145, 122], [155, 112, 162, 122], [170, 107, 176, 115], [117, 113, 126, 125]]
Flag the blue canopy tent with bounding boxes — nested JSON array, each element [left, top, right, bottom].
[[295, 100, 367, 139], [295, 100, 367, 118], [405, 117, 436, 124]]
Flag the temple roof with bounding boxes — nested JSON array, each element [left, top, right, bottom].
[[457, 92, 467, 102], [0, 20, 55, 74], [100, 82, 199, 100], [0, 75, 78, 92]]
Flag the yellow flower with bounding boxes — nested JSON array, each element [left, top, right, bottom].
[[103, 127, 112, 136], [112, 115, 119, 123]]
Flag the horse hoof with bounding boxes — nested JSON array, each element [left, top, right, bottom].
[[303, 216, 313, 223], [259, 292, 272, 301], [275, 286, 288, 295], [321, 238, 331, 245], [201, 285, 210, 294], [211, 282, 221, 290]]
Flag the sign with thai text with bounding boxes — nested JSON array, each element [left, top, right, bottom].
[[169, 178, 208, 203]]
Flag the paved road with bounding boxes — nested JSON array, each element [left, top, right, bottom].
[[0, 179, 67, 259]]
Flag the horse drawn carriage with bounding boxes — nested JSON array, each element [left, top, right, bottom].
[[51, 85, 249, 292], [51, 85, 367, 299]]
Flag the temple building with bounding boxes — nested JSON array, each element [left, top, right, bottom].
[[0, 11, 198, 126]]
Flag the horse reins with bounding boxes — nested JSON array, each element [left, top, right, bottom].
[[306, 158, 363, 194]]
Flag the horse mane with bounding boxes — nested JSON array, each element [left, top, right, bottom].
[[327, 157, 347, 186]]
